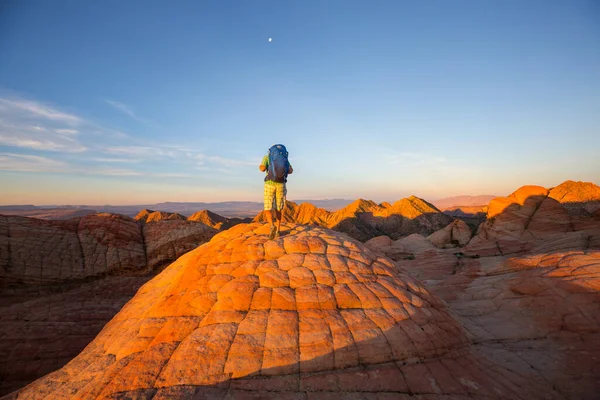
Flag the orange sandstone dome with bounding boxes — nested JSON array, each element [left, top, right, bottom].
[[12, 223, 552, 399]]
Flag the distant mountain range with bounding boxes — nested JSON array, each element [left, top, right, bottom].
[[0, 196, 494, 220], [431, 195, 496, 210], [0, 199, 356, 219]]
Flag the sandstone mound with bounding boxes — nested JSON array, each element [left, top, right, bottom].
[[10, 223, 554, 399]]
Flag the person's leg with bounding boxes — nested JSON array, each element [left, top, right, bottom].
[[275, 183, 286, 236], [264, 183, 278, 239], [264, 183, 275, 225]]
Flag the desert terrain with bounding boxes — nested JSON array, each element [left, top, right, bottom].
[[0, 180, 598, 399]]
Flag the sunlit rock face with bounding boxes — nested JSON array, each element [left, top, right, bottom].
[[10, 224, 565, 399]]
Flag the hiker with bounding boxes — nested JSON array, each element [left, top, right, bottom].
[[259, 144, 293, 239]]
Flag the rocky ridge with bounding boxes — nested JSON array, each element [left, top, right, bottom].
[[254, 196, 453, 242]]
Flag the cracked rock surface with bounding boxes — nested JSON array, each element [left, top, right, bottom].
[[7, 223, 571, 399]]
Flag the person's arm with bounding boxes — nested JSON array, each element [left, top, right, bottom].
[[259, 155, 268, 172]]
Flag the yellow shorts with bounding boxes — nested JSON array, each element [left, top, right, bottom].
[[264, 182, 286, 211]]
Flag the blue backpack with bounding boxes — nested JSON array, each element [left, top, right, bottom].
[[266, 144, 289, 183]]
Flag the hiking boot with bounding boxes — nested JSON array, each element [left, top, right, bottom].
[[268, 224, 277, 240]]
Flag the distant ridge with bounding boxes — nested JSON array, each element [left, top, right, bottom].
[[253, 195, 452, 241], [433, 195, 496, 210]]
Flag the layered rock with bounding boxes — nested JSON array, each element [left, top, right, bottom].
[[8, 223, 560, 399], [0, 276, 149, 396], [465, 185, 574, 256], [143, 220, 217, 271], [0, 214, 217, 285], [0, 214, 147, 285], [418, 248, 600, 400], [0, 213, 218, 395]]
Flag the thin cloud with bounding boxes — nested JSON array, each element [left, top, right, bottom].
[[196, 154, 256, 167], [55, 129, 79, 135], [90, 157, 142, 163], [0, 152, 68, 172], [0, 98, 81, 125], [105, 99, 152, 125], [103, 145, 176, 157], [0, 97, 87, 152]]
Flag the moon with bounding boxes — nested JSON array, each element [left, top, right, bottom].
[[268, 38, 272, 42]]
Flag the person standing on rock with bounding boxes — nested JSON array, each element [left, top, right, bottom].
[[260, 144, 293, 239]]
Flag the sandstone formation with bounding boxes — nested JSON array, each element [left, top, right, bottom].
[[143, 220, 218, 271], [8, 223, 572, 399], [0, 213, 217, 285], [134, 209, 187, 224], [427, 219, 472, 249], [397, 238, 600, 400], [0, 276, 149, 396], [465, 185, 575, 256], [0, 213, 218, 395], [254, 196, 452, 242], [0, 213, 147, 285], [188, 210, 250, 230], [374, 184, 600, 399], [548, 180, 600, 211]]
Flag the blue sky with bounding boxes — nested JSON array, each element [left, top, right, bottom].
[[1, 0, 599, 205]]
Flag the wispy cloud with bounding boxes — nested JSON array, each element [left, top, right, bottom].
[[55, 129, 79, 135], [89, 157, 142, 163], [196, 154, 256, 167], [105, 99, 152, 125], [0, 98, 81, 125], [0, 152, 68, 172], [0, 153, 192, 179], [102, 145, 177, 157], [0, 97, 87, 152]]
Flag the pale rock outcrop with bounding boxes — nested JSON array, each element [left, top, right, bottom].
[[428, 219, 472, 248]]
